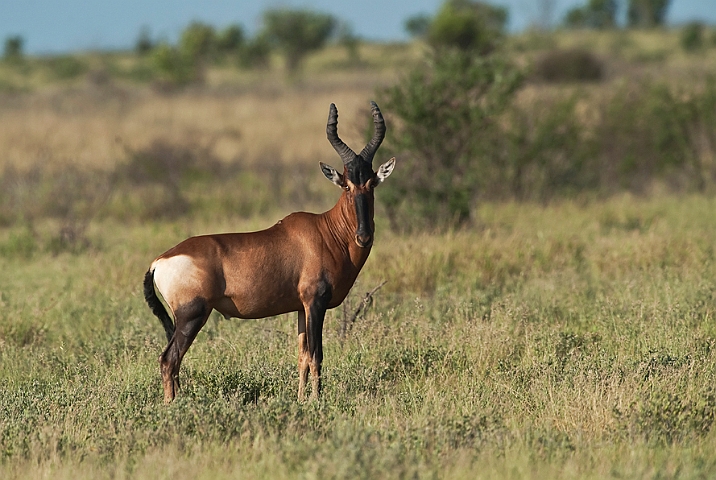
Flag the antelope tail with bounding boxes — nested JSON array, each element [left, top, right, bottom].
[[143, 268, 175, 343]]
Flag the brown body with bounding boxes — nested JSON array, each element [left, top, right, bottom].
[[144, 102, 395, 403]]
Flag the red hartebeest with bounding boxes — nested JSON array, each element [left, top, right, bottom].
[[143, 101, 395, 403]]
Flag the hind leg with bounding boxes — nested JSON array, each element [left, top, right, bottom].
[[159, 299, 210, 403]]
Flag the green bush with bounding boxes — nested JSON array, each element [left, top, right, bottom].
[[502, 95, 595, 200], [261, 8, 336, 72], [563, 0, 618, 29], [238, 34, 272, 69], [427, 0, 507, 54], [150, 42, 196, 87], [379, 53, 716, 224], [534, 48, 604, 83], [404, 14, 431, 38], [337, 22, 361, 63], [681, 22, 704, 52], [593, 79, 716, 192], [3, 35, 24, 63], [216, 24, 245, 53], [110, 140, 224, 219], [45, 55, 87, 80], [179, 21, 216, 63], [135, 26, 154, 55], [627, 0, 671, 27], [378, 49, 523, 229]]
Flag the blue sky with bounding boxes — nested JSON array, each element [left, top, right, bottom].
[[2, 0, 715, 54]]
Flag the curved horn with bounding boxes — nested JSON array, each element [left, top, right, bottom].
[[359, 101, 386, 165], [326, 103, 356, 165]]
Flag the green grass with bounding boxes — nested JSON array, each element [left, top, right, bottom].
[[2, 194, 716, 478]]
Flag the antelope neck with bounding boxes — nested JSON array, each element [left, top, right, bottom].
[[322, 192, 373, 255]]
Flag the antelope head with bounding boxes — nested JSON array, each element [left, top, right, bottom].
[[321, 101, 396, 248]]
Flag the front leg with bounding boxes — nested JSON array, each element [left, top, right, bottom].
[[307, 300, 326, 400], [300, 281, 331, 401], [297, 310, 310, 401]]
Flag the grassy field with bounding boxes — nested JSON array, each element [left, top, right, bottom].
[[2, 31, 716, 478], [2, 194, 716, 479]]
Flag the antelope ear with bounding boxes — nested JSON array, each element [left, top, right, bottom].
[[320, 162, 345, 187], [376, 157, 396, 183]]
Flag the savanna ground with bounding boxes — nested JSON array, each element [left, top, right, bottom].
[[2, 31, 716, 479]]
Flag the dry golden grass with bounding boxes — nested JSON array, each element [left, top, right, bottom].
[[0, 84, 379, 171], [0, 41, 424, 172], [0, 71, 409, 176]]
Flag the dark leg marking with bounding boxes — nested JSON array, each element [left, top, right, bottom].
[[159, 298, 210, 403]]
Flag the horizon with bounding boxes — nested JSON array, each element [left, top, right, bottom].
[[2, 0, 715, 55]]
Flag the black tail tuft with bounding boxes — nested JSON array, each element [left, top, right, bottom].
[[143, 269, 175, 343]]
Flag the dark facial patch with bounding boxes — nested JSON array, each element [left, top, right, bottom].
[[344, 159, 375, 186]]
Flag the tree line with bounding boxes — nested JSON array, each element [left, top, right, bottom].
[[4, 0, 714, 79], [2, 7, 360, 85]]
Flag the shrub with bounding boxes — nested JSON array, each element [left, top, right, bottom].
[[592, 79, 716, 192], [45, 55, 87, 80], [502, 95, 595, 200], [619, 390, 716, 444], [135, 26, 154, 56], [337, 22, 361, 63], [378, 49, 523, 229], [627, 0, 671, 27], [216, 24, 245, 53], [427, 0, 507, 54], [238, 34, 272, 69], [563, 0, 618, 29], [379, 52, 716, 220], [110, 140, 224, 219], [404, 14, 431, 38], [3, 35, 23, 62], [681, 22, 704, 52], [563, 8, 588, 28], [261, 9, 336, 73], [534, 48, 604, 83], [179, 21, 217, 63], [151, 42, 196, 87]]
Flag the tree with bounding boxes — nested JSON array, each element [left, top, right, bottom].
[[680, 22, 704, 52], [627, 0, 671, 27], [564, 0, 618, 29], [4, 36, 24, 62], [564, 8, 588, 28], [217, 24, 245, 53], [404, 14, 431, 38], [135, 26, 153, 55], [179, 21, 217, 62], [337, 22, 360, 63], [152, 42, 195, 86], [261, 9, 336, 73], [238, 34, 272, 69], [427, 0, 507, 54]]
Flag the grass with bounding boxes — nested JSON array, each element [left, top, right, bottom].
[[2, 194, 716, 478], [2, 29, 716, 479]]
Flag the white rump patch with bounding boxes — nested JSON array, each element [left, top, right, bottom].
[[151, 255, 203, 309]]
